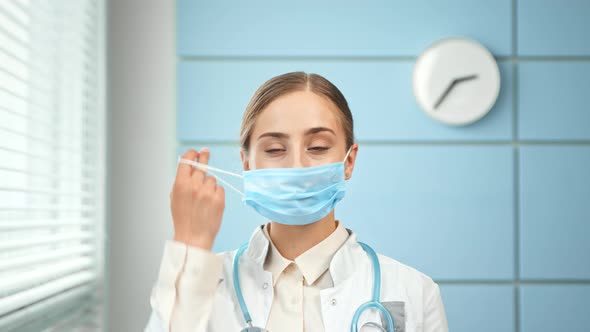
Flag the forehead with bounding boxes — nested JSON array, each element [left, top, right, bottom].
[[251, 90, 342, 135]]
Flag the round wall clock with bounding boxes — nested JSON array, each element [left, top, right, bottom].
[[412, 37, 501, 126]]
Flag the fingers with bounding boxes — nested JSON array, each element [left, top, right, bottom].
[[203, 175, 217, 193], [191, 175, 221, 205], [177, 149, 199, 179], [191, 147, 209, 184], [176, 148, 227, 200], [215, 185, 225, 208], [198, 147, 210, 166]]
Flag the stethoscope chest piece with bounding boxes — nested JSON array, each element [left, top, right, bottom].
[[240, 327, 269, 332], [360, 321, 389, 332]]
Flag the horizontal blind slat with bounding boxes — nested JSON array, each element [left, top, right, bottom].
[[0, 206, 94, 212], [0, 51, 28, 83], [0, 185, 92, 197], [0, 231, 93, 251], [0, 125, 85, 154], [0, 105, 54, 128], [0, 257, 93, 296], [0, 66, 53, 96], [0, 271, 95, 317], [0, 165, 93, 185], [0, 144, 86, 162], [0, 45, 53, 81], [0, 284, 93, 331], [0, 11, 28, 45], [0, 29, 27, 61], [12, 0, 30, 12], [0, 1, 29, 26], [0, 245, 93, 271], [0, 218, 92, 230]]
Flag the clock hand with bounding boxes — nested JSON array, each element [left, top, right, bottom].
[[433, 74, 479, 110], [454, 74, 478, 84], [433, 81, 456, 110]]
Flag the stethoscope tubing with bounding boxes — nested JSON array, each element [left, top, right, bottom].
[[232, 241, 395, 332]]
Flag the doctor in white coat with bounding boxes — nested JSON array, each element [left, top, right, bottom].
[[145, 72, 449, 332]]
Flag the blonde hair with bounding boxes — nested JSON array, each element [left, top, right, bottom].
[[240, 71, 355, 153]]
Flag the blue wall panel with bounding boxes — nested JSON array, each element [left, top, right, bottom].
[[518, 62, 590, 140], [337, 145, 514, 280], [177, 0, 512, 57], [520, 146, 590, 279], [520, 285, 590, 331], [441, 285, 514, 332], [518, 0, 590, 56]]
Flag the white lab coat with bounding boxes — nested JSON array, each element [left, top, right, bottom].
[[144, 226, 448, 332]]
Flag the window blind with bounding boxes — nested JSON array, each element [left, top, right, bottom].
[[0, 0, 105, 330]]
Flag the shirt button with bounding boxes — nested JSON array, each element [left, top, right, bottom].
[[331, 298, 337, 306], [262, 282, 269, 289]]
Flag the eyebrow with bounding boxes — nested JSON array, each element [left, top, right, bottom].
[[305, 127, 336, 136], [256, 127, 336, 141], [256, 132, 289, 141]]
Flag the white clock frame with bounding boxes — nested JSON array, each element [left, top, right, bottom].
[[412, 37, 501, 126]]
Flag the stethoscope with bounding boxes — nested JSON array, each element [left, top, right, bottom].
[[232, 241, 396, 332]]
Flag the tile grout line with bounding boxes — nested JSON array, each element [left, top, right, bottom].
[[177, 55, 590, 62], [512, 0, 520, 330], [178, 140, 590, 146], [435, 279, 590, 285], [514, 143, 521, 332]]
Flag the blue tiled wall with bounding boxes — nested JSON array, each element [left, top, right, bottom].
[[175, 1, 590, 331]]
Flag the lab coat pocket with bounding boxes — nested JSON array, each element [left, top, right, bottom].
[[380, 301, 406, 332]]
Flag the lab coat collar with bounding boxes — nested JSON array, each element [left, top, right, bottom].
[[326, 227, 364, 285], [243, 224, 270, 266], [243, 224, 364, 287]]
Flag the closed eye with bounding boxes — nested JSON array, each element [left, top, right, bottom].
[[308, 146, 330, 151], [265, 148, 286, 153]]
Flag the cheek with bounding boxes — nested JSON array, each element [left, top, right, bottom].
[[249, 143, 289, 169], [247, 152, 257, 170], [252, 155, 284, 169], [248, 150, 280, 170]]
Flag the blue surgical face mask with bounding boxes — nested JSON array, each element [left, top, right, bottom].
[[178, 148, 352, 226]]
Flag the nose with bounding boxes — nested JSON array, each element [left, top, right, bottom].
[[291, 151, 304, 168], [290, 148, 313, 168]]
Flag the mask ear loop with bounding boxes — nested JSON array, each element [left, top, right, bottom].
[[343, 146, 353, 180], [343, 146, 353, 162], [178, 157, 244, 196]]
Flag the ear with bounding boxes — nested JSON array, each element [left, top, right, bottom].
[[344, 143, 359, 180], [240, 149, 251, 171]]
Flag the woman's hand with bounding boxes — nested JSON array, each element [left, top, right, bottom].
[[170, 148, 225, 251]]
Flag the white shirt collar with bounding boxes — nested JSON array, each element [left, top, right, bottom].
[[261, 221, 349, 286], [243, 222, 363, 286]]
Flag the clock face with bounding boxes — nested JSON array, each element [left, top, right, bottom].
[[412, 38, 501, 126]]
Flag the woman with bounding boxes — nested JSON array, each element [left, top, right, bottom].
[[145, 72, 448, 332]]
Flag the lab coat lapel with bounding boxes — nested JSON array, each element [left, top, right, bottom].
[[321, 232, 373, 331], [239, 225, 273, 328], [321, 231, 407, 332]]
